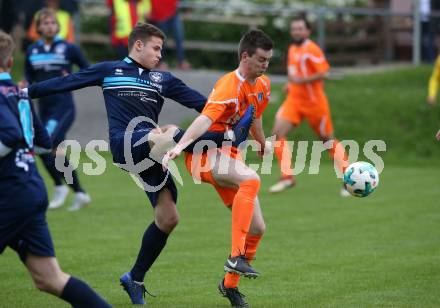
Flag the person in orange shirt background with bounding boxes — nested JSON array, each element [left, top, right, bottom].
[[269, 16, 349, 196], [164, 29, 274, 307], [27, 0, 75, 43]]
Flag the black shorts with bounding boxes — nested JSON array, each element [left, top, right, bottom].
[[0, 211, 55, 259], [110, 129, 178, 208]]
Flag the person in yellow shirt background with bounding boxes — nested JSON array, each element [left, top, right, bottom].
[[427, 54, 440, 106], [428, 55, 440, 140], [107, 0, 151, 59]]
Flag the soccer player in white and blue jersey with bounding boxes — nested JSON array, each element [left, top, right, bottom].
[[27, 22, 254, 305], [24, 8, 91, 211], [0, 30, 111, 308]]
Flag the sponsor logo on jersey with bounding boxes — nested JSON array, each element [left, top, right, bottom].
[[55, 43, 66, 54], [149, 72, 163, 83], [117, 90, 156, 103], [15, 148, 35, 172]]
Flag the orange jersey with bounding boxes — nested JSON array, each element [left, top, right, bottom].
[[201, 70, 270, 132], [287, 39, 329, 104]]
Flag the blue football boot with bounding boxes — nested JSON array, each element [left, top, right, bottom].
[[120, 272, 148, 305]]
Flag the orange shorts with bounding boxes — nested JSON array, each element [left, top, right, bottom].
[[184, 146, 242, 207], [276, 97, 334, 138]]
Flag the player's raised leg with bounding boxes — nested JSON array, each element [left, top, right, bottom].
[[171, 104, 256, 153]]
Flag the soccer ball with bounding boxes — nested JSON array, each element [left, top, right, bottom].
[[343, 161, 379, 197]]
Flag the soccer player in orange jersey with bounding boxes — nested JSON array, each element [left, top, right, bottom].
[[269, 16, 349, 196], [163, 30, 273, 307]]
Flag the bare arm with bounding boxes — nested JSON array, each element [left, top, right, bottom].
[[250, 118, 273, 156], [250, 118, 265, 146], [162, 115, 213, 168]]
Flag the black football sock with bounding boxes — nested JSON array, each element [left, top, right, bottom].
[[40, 153, 63, 186], [130, 222, 169, 282], [60, 276, 111, 308], [63, 156, 84, 193]]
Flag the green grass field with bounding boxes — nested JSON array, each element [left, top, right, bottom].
[[2, 65, 440, 307], [1, 157, 439, 307]]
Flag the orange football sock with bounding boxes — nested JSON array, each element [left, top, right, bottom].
[[231, 179, 260, 257], [224, 233, 263, 288], [224, 273, 240, 289], [328, 139, 349, 173], [244, 233, 262, 261], [274, 138, 293, 179]]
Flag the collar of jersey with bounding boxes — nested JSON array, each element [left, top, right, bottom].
[[125, 56, 150, 71], [37, 36, 62, 46], [0, 72, 11, 80]]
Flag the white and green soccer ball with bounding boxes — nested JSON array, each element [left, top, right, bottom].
[[343, 161, 379, 197]]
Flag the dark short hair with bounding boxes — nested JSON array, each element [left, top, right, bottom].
[[128, 23, 166, 52], [0, 30, 14, 69], [238, 29, 274, 61], [291, 16, 312, 30]]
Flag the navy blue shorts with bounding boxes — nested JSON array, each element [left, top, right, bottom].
[[110, 129, 178, 208], [38, 99, 75, 147], [0, 211, 55, 259]]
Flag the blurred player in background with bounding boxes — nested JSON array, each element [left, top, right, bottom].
[[27, 0, 75, 43], [0, 30, 111, 308], [24, 8, 91, 211], [164, 29, 274, 308], [269, 16, 349, 196]]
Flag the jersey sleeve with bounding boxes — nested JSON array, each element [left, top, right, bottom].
[[201, 101, 228, 123], [428, 56, 440, 99], [0, 96, 21, 150], [70, 44, 90, 70], [201, 77, 238, 123], [28, 62, 109, 99], [164, 73, 207, 113], [307, 44, 329, 74], [30, 99, 51, 150]]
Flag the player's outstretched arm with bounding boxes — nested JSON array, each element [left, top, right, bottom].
[[250, 118, 273, 156], [162, 115, 212, 168], [28, 63, 108, 99], [436, 129, 440, 141], [250, 118, 265, 146]]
